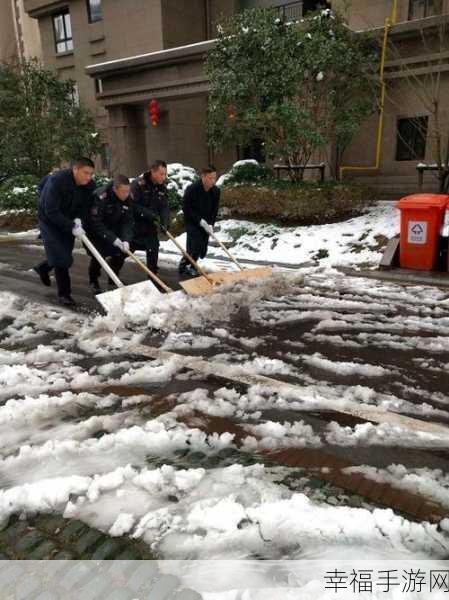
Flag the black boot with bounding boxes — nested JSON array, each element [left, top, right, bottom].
[[33, 262, 52, 287], [58, 295, 77, 307], [89, 279, 103, 294], [55, 267, 76, 306]]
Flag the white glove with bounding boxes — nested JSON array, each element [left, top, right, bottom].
[[72, 218, 85, 238], [200, 219, 213, 235], [122, 241, 130, 253], [113, 238, 124, 251]]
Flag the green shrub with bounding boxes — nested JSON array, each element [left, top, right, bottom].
[[167, 185, 183, 211], [167, 164, 198, 210], [221, 182, 374, 225], [0, 175, 39, 210], [93, 174, 111, 189], [223, 162, 274, 187]]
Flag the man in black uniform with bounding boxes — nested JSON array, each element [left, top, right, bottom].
[[179, 166, 220, 276], [87, 174, 134, 294], [130, 159, 170, 274], [34, 157, 95, 306]]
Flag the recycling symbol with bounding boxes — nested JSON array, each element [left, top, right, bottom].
[[411, 224, 424, 235]]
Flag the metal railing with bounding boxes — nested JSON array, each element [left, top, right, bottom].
[[273, 1, 304, 21]]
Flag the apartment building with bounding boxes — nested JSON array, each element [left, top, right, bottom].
[[22, 0, 449, 195], [1, 0, 42, 62]]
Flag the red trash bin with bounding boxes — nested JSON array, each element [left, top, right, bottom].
[[397, 194, 449, 270]]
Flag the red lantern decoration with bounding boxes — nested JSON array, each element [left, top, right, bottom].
[[226, 104, 236, 121], [149, 99, 160, 127]]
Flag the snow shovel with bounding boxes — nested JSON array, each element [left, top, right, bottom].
[[208, 229, 273, 284], [161, 227, 218, 296], [81, 234, 165, 312], [122, 248, 173, 294]]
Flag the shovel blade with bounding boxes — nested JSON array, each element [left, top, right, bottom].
[[96, 280, 164, 313], [180, 276, 215, 296], [210, 267, 273, 285], [180, 267, 273, 297]]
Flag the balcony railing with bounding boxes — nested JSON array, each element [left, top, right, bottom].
[[274, 1, 304, 21]]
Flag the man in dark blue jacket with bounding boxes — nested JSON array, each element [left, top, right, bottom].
[[34, 157, 96, 306], [179, 166, 220, 276], [130, 160, 170, 274], [87, 174, 134, 294]]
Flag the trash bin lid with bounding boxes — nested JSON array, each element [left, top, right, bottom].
[[397, 194, 449, 209]]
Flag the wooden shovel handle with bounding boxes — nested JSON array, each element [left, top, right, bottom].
[[209, 230, 244, 271], [124, 249, 173, 293], [81, 234, 124, 288], [162, 227, 214, 285]]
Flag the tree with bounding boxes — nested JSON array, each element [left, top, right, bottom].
[[387, 20, 449, 192], [206, 7, 379, 180], [0, 59, 101, 179]]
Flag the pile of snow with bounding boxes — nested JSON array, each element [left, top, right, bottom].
[[243, 420, 322, 451], [96, 271, 294, 331], [345, 464, 449, 510]]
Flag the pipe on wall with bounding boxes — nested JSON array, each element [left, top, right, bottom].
[[339, 0, 398, 180]]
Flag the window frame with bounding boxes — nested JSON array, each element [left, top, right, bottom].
[[395, 115, 429, 162], [94, 78, 103, 95], [408, 0, 438, 20], [86, 0, 103, 24], [52, 10, 73, 54]]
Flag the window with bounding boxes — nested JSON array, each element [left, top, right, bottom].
[[94, 78, 103, 94], [87, 0, 102, 23], [53, 11, 73, 54], [396, 116, 428, 161], [408, 0, 441, 20]]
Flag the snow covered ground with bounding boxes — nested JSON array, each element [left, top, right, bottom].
[[1, 253, 449, 570], [159, 201, 399, 272], [1, 199, 449, 598]]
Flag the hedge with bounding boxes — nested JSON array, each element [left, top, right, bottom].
[[220, 182, 374, 225]]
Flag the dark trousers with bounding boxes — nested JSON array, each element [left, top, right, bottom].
[[89, 253, 126, 283], [35, 261, 71, 298], [179, 226, 209, 271], [55, 267, 71, 298], [131, 242, 159, 273]]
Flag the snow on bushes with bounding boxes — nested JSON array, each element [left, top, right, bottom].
[[0, 175, 39, 210]]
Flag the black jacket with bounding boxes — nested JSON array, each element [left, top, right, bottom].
[[183, 180, 220, 227], [130, 173, 170, 244], [38, 168, 95, 234], [37, 169, 95, 268], [88, 183, 134, 246]]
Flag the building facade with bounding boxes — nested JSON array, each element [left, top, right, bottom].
[[22, 0, 449, 195], [1, 0, 42, 62]]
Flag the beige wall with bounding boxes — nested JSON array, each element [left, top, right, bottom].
[[16, 0, 42, 58], [162, 0, 206, 48], [35, 0, 164, 112], [0, 2, 18, 61], [342, 18, 449, 196], [143, 96, 207, 170], [209, 0, 239, 35], [26, 0, 165, 168], [0, 0, 41, 61], [333, 0, 449, 29]]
